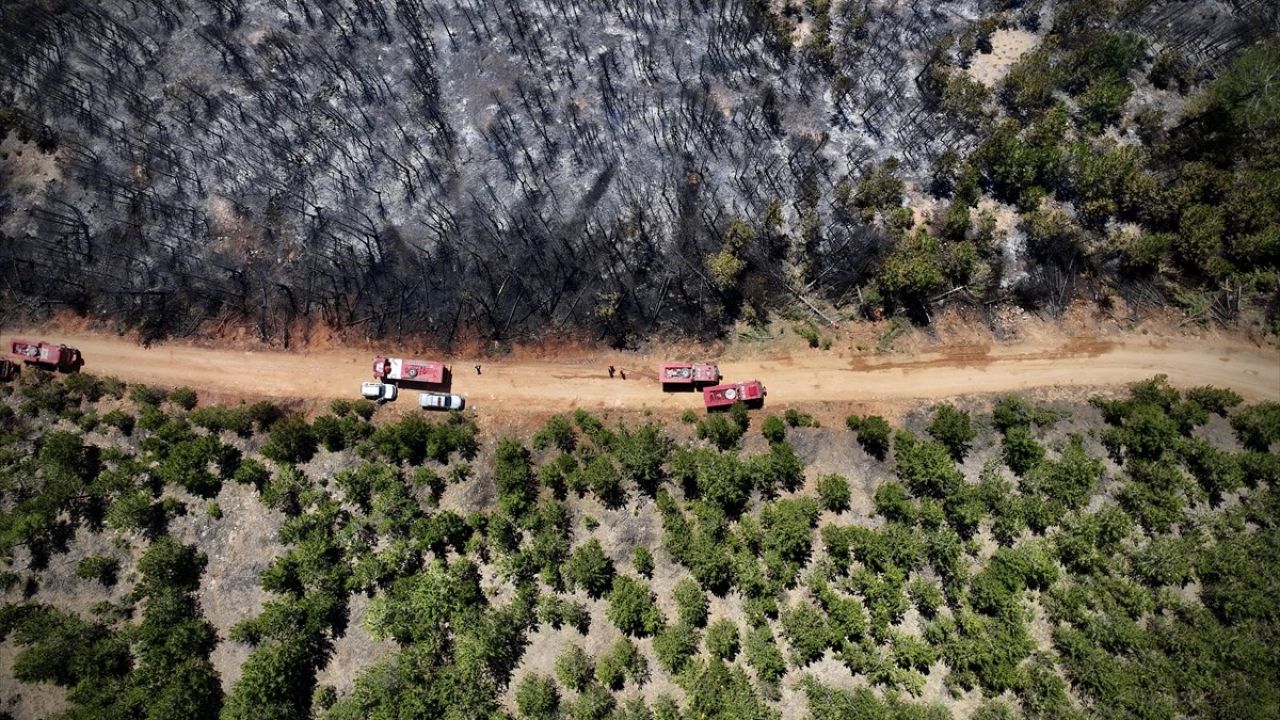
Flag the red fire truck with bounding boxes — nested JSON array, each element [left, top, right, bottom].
[[372, 356, 446, 384], [659, 362, 721, 389], [703, 380, 766, 409], [10, 338, 83, 372]]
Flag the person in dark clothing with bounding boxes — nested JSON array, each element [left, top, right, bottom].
[[474, 364, 482, 375], [608, 365, 616, 378], [620, 370, 626, 380]]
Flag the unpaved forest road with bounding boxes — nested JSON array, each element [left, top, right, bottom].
[[17, 331, 1279, 416]]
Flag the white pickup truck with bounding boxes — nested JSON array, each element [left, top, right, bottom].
[[419, 392, 465, 411], [361, 382, 398, 403]]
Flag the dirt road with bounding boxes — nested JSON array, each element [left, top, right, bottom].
[[14, 331, 1278, 416]]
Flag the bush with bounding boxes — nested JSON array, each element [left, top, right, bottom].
[[516, 674, 560, 720], [632, 546, 654, 578], [697, 413, 745, 451], [653, 622, 700, 674], [567, 683, 615, 720], [740, 628, 783, 691], [1231, 401, 1280, 451], [761, 415, 786, 444], [907, 577, 943, 619], [259, 415, 317, 464], [816, 474, 851, 513], [927, 404, 976, 462], [1186, 386, 1243, 417], [894, 431, 965, 498], [537, 596, 591, 634], [168, 386, 198, 410], [129, 384, 167, 406], [246, 400, 284, 431], [673, 577, 709, 627], [494, 439, 537, 517], [75, 555, 120, 586], [781, 603, 832, 667], [705, 619, 740, 660], [101, 409, 135, 436], [872, 481, 915, 523], [968, 543, 1058, 615], [1002, 426, 1045, 476], [784, 408, 817, 427], [188, 405, 253, 436], [233, 459, 270, 489], [533, 414, 576, 452], [847, 415, 892, 460], [595, 637, 647, 690], [564, 539, 615, 599], [992, 394, 1057, 432], [556, 644, 594, 691], [606, 575, 663, 637]]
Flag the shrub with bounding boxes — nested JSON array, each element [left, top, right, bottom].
[[538, 596, 591, 634], [928, 404, 976, 462], [556, 645, 594, 691], [565, 539, 615, 599], [744, 624, 787, 691], [847, 414, 892, 460], [781, 603, 832, 667], [632, 546, 654, 578], [233, 459, 270, 489], [246, 400, 284, 431], [101, 409, 135, 436], [188, 405, 253, 436], [596, 637, 647, 690], [259, 415, 317, 464], [606, 575, 663, 637], [673, 577, 709, 627], [653, 622, 700, 674], [1231, 401, 1280, 451], [494, 439, 537, 517], [907, 577, 943, 619], [75, 555, 120, 586], [761, 415, 786, 444], [784, 408, 817, 427], [697, 413, 745, 451], [873, 481, 915, 523], [168, 386, 198, 410], [894, 431, 965, 498], [313, 685, 337, 712], [705, 619, 740, 660], [968, 543, 1058, 615], [129, 384, 167, 406], [533, 414, 576, 452], [613, 422, 672, 496], [1002, 426, 1045, 476], [136, 404, 168, 432], [748, 441, 805, 496], [760, 498, 820, 584], [568, 684, 615, 720], [993, 394, 1057, 432], [816, 474, 851, 513], [1186, 386, 1243, 417]]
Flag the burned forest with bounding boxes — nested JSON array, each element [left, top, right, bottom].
[[1, 0, 1278, 346]]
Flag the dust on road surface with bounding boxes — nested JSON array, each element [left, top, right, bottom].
[[14, 331, 1278, 414]]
